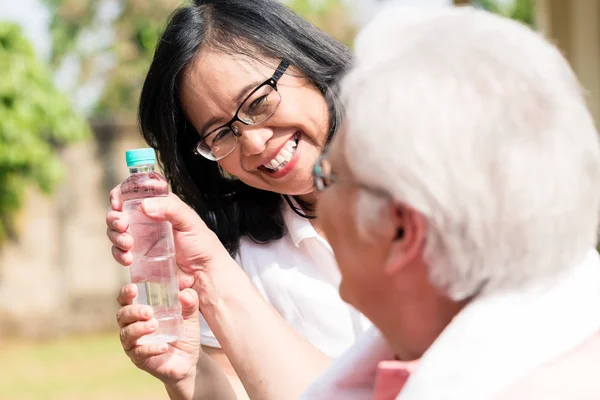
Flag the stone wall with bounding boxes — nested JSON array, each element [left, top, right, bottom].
[[0, 119, 146, 339]]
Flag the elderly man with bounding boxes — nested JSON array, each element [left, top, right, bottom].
[[303, 6, 600, 400]]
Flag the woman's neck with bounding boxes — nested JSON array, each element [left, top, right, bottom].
[[295, 191, 328, 240], [296, 191, 318, 209]]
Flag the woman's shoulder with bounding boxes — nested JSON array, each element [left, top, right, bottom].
[[235, 203, 335, 277]]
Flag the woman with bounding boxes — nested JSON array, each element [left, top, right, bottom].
[[105, 0, 368, 398]]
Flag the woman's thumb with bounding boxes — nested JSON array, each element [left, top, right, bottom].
[[142, 193, 202, 232], [179, 288, 199, 321]]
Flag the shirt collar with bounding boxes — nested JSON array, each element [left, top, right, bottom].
[[282, 198, 321, 248], [373, 360, 416, 400], [398, 248, 600, 400], [299, 328, 397, 400]]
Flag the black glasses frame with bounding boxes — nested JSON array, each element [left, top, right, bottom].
[[313, 151, 392, 200], [198, 59, 290, 145]]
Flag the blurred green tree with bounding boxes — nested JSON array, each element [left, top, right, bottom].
[[43, 0, 356, 118], [0, 23, 89, 241], [287, 0, 356, 46], [44, 0, 184, 118]]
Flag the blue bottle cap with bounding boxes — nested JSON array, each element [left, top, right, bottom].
[[125, 148, 157, 167]]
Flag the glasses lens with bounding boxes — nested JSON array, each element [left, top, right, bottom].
[[238, 85, 281, 125], [199, 127, 238, 160]]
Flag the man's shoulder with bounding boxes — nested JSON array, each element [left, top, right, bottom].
[[495, 333, 600, 400]]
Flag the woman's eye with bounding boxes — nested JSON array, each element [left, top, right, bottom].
[[211, 128, 232, 144], [248, 95, 268, 114]]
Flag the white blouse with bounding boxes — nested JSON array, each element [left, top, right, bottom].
[[199, 202, 371, 358]]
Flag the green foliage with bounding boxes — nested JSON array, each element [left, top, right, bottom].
[[287, 0, 356, 47], [43, 0, 186, 118], [44, 0, 100, 66], [0, 23, 89, 240], [43, 0, 356, 117], [477, 0, 535, 26], [96, 0, 185, 117]]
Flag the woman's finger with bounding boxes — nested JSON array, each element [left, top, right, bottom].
[[107, 228, 133, 251], [106, 211, 129, 234], [117, 283, 138, 307], [128, 343, 169, 362], [178, 273, 195, 290], [116, 304, 153, 328], [109, 186, 123, 211], [112, 245, 133, 266], [120, 319, 159, 351], [142, 193, 205, 232], [179, 289, 199, 321]]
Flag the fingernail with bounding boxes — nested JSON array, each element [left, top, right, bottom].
[[159, 344, 168, 352], [124, 253, 133, 265], [143, 198, 160, 216], [112, 219, 120, 229], [181, 291, 192, 303], [147, 319, 158, 329], [117, 236, 127, 248], [141, 307, 152, 318]]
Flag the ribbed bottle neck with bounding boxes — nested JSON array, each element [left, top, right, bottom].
[[128, 164, 155, 174]]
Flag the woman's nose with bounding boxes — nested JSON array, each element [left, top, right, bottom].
[[238, 124, 274, 156]]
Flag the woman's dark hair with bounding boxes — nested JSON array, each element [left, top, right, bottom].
[[139, 0, 352, 255]]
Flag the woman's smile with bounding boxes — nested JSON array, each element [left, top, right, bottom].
[[257, 131, 300, 179]]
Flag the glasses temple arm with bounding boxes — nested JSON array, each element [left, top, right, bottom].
[[272, 59, 290, 82]]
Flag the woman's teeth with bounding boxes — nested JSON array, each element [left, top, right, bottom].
[[264, 138, 298, 171]]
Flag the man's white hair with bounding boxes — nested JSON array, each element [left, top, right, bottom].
[[342, 6, 600, 300]]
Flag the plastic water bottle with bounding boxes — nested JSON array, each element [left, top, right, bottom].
[[121, 148, 183, 344]]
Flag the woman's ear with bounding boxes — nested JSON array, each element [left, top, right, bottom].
[[385, 203, 426, 275]]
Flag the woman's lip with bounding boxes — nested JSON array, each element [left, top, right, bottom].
[[256, 132, 298, 171], [259, 134, 301, 179]]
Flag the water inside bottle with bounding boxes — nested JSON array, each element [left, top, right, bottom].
[[132, 257, 180, 316], [123, 198, 183, 344], [133, 260, 182, 345]]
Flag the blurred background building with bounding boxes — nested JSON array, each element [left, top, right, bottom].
[[0, 0, 598, 399]]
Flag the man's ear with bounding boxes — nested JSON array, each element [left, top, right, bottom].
[[384, 203, 426, 275]]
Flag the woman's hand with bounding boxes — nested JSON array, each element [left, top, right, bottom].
[[108, 185, 327, 400], [106, 186, 244, 304], [106, 185, 246, 307], [116, 285, 201, 386]]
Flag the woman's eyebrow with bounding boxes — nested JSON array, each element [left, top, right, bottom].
[[234, 80, 262, 104], [199, 80, 263, 138]]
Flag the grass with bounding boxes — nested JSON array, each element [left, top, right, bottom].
[[0, 330, 167, 400]]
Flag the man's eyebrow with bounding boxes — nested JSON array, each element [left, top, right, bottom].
[[199, 80, 263, 138]]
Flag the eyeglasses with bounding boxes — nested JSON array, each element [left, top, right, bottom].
[[313, 151, 337, 191], [193, 59, 290, 161], [313, 151, 391, 199]]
